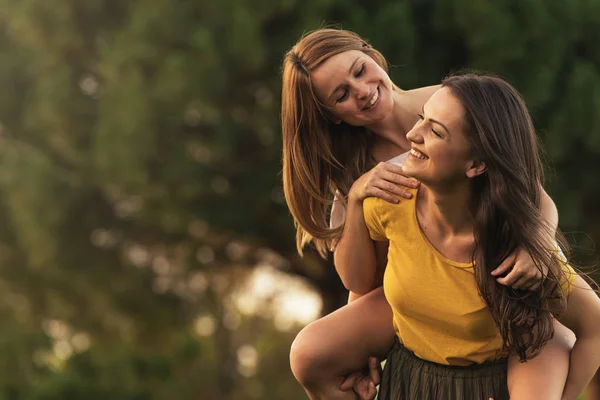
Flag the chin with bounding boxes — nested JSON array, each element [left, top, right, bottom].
[[406, 171, 423, 182], [400, 160, 417, 177], [365, 105, 393, 124]]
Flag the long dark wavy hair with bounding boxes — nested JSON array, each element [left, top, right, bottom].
[[443, 73, 570, 361]]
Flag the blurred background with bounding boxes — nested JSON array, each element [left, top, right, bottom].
[[0, 0, 598, 399]]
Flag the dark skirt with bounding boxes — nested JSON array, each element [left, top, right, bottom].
[[378, 339, 509, 400]]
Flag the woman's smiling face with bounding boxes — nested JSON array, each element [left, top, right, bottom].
[[311, 50, 395, 127], [402, 87, 483, 187]]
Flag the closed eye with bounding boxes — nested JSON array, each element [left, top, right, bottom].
[[336, 64, 366, 103], [418, 114, 442, 138], [355, 64, 366, 78], [336, 89, 349, 103]]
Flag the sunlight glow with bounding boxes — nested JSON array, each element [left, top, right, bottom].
[[232, 263, 322, 331], [237, 344, 258, 377], [194, 315, 216, 337]]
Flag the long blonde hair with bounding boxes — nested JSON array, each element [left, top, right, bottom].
[[281, 28, 389, 257]]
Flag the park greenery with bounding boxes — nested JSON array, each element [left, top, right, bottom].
[[0, 0, 598, 398]]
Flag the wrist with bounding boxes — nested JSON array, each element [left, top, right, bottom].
[[348, 190, 364, 204], [348, 182, 366, 204]]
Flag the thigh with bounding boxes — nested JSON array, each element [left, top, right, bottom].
[[507, 320, 575, 400], [586, 368, 600, 399], [292, 286, 395, 374]]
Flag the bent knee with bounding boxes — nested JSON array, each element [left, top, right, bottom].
[[289, 323, 330, 386], [551, 321, 576, 352]]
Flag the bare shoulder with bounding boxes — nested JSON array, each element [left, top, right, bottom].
[[406, 84, 441, 104], [394, 84, 441, 118]]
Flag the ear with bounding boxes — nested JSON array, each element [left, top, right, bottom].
[[466, 160, 486, 178]]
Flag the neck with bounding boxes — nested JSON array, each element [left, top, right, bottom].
[[420, 181, 474, 236], [365, 87, 418, 152]]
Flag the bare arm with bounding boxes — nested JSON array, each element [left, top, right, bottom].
[[346, 241, 388, 303], [332, 162, 417, 294], [557, 276, 600, 400], [330, 191, 384, 297], [539, 186, 559, 241], [334, 197, 379, 294]]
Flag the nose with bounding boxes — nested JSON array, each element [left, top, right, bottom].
[[353, 81, 370, 99], [406, 123, 424, 144]]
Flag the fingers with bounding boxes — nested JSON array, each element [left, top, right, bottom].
[[518, 274, 542, 291], [495, 247, 547, 291], [375, 183, 412, 200], [498, 268, 541, 290], [371, 188, 401, 204], [376, 163, 419, 187], [359, 162, 420, 203], [339, 373, 357, 392], [379, 168, 419, 189], [369, 174, 412, 199], [365, 381, 377, 400], [510, 275, 533, 290], [391, 188, 413, 200], [340, 359, 380, 400], [497, 263, 536, 287], [368, 357, 382, 386], [363, 181, 407, 203], [496, 267, 521, 287], [491, 253, 516, 277], [354, 378, 377, 400], [382, 170, 420, 189], [369, 175, 414, 200], [380, 179, 416, 199], [399, 176, 420, 189]]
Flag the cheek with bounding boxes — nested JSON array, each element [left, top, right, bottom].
[[432, 146, 470, 172], [369, 63, 388, 79], [332, 109, 349, 123], [337, 103, 360, 121]]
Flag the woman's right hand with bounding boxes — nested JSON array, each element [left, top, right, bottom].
[[339, 357, 383, 400], [349, 162, 419, 204]]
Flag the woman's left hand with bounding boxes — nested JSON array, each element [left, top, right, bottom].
[[491, 247, 548, 290]]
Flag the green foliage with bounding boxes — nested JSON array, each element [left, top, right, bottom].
[[0, 0, 597, 398]]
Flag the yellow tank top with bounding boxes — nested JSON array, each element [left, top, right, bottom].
[[362, 187, 575, 366]]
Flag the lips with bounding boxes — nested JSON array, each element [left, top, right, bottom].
[[363, 87, 380, 111], [409, 148, 429, 160]]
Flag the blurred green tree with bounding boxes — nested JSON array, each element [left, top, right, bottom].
[[0, 0, 598, 398]]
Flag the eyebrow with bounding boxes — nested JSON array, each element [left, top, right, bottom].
[[328, 56, 361, 102], [422, 105, 451, 136]]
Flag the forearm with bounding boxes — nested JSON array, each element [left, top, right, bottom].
[[561, 335, 600, 400], [334, 199, 377, 294]]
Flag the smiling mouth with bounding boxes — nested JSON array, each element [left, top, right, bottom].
[[410, 148, 429, 160], [363, 87, 379, 111]]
